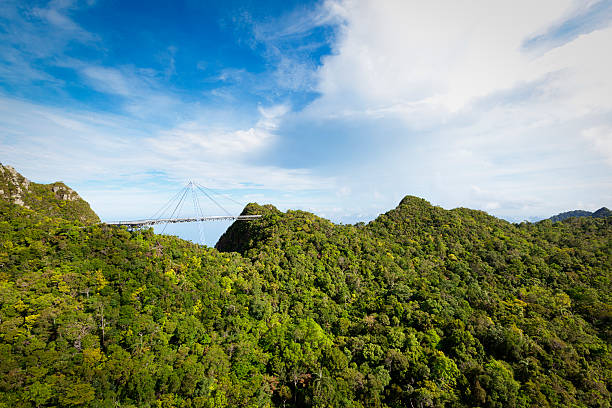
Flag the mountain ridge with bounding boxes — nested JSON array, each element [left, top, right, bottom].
[[549, 207, 611, 222]]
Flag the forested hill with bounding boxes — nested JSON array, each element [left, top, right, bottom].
[[0, 164, 99, 224], [549, 207, 612, 222], [217, 196, 612, 406], [1, 181, 611, 407]]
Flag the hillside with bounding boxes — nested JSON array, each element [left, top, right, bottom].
[[549, 207, 611, 222], [217, 197, 611, 406], [0, 179, 610, 407], [0, 164, 99, 224]]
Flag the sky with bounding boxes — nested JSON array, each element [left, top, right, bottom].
[[1, 0, 611, 245]]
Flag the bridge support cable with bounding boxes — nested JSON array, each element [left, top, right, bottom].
[[194, 182, 244, 208], [149, 185, 188, 222], [189, 182, 207, 244], [195, 187, 208, 244], [161, 185, 190, 235], [194, 184, 233, 216]]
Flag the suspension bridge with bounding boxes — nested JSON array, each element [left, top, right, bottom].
[[106, 181, 261, 240]]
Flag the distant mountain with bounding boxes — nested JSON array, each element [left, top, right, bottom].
[[593, 207, 612, 218], [0, 163, 99, 224], [549, 207, 611, 222]]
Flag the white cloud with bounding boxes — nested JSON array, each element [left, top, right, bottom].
[[0, 0, 98, 58], [81, 66, 135, 97], [149, 103, 289, 159], [283, 0, 612, 220], [583, 126, 612, 165], [313, 0, 598, 114], [0, 97, 332, 220], [33, 2, 92, 39], [0, 0, 99, 90], [234, 1, 343, 94]]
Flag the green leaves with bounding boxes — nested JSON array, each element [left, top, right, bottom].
[[0, 193, 610, 407]]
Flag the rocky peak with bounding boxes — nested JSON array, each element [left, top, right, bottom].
[[0, 163, 99, 224], [0, 163, 32, 207], [51, 183, 80, 201]]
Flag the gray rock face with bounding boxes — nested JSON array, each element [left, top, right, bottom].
[[2, 164, 36, 208], [1, 164, 32, 206], [50, 183, 79, 201]]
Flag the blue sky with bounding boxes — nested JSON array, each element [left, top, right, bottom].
[[1, 0, 611, 245]]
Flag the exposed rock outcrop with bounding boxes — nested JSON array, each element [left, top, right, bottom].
[[0, 163, 99, 224]]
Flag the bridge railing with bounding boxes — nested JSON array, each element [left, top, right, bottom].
[[106, 214, 262, 228]]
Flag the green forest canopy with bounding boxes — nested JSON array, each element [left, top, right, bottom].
[[0, 170, 610, 407]]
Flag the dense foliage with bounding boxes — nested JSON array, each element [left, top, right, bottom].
[[1, 187, 610, 407]]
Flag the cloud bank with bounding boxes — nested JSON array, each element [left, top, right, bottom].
[[271, 0, 612, 220]]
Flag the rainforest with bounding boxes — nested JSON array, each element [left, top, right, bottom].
[[0, 168, 611, 408]]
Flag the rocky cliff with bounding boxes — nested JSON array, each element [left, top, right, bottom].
[[0, 163, 99, 224]]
